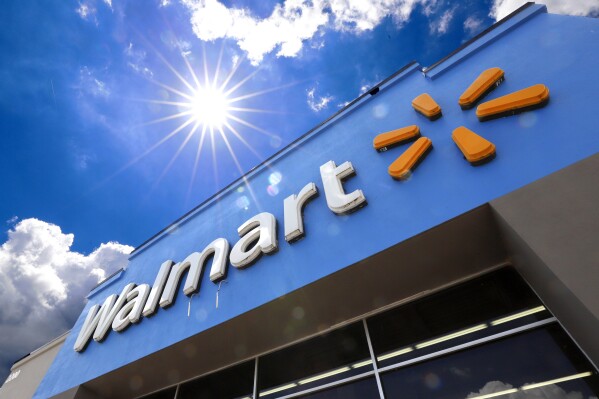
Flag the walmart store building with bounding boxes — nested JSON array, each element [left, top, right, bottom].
[[3, 3, 599, 399]]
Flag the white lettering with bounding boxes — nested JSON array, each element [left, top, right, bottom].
[[320, 160, 366, 214], [73, 160, 369, 352], [284, 182, 318, 243], [230, 212, 278, 268], [73, 283, 134, 352], [160, 238, 230, 308], [142, 260, 173, 317], [112, 284, 151, 332]]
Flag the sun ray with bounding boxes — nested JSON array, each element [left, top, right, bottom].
[[223, 121, 284, 192], [227, 80, 300, 104], [134, 28, 197, 94], [217, 126, 261, 211], [186, 124, 209, 205], [223, 68, 261, 97], [226, 106, 288, 115], [182, 48, 202, 90], [126, 118, 196, 170], [141, 109, 195, 127], [212, 41, 225, 89], [153, 121, 201, 188], [91, 116, 196, 194], [134, 99, 192, 107], [209, 126, 221, 201], [202, 44, 210, 88], [152, 46, 197, 94], [223, 120, 266, 163], [116, 39, 290, 201], [149, 79, 195, 102], [226, 113, 279, 138], [219, 54, 246, 92]]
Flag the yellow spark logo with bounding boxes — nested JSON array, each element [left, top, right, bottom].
[[373, 67, 550, 180]]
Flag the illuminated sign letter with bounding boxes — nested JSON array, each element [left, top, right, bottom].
[[73, 283, 135, 352], [112, 284, 151, 332], [159, 238, 230, 308], [284, 182, 318, 243], [158, 238, 230, 310], [320, 160, 366, 214], [230, 212, 278, 268], [142, 260, 173, 317]]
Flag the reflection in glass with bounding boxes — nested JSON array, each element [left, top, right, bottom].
[[381, 324, 599, 399]]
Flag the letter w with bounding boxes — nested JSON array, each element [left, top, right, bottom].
[[73, 283, 134, 352]]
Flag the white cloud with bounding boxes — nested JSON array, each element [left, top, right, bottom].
[[463, 16, 483, 35], [490, 0, 599, 21], [430, 6, 456, 35], [182, 0, 329, 65], [73, 151, 96, 170], [5, 216, 18, 225], [75, 0, 113, 23], [76, 2, 97, 21], [124, 43, 154, 78], [180, 0, 438, 65], [0, 218, 132, 381], [307, 86, 334, 111], [77, 66, 110, 98], [467, 380, 595, 399], [329, 0, 429, 32]]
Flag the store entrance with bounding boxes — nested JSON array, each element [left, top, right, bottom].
[[139, 268, 599, 399]]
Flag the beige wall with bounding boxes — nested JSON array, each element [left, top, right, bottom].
[[0, 332, 67, 399]]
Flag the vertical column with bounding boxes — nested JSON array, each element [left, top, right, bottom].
[[362, 319, 386, 399], [253, 357, 259, 399]]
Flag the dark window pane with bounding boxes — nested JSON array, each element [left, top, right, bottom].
[[296, 377, 380, 399], [178, 360, 254, 399], [367, 268, 551, 367], [258, 322, 372, 398], [381, 324, 599, 399], [138, 387, 176, 399]]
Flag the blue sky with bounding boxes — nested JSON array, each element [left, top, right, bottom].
[[1, 0, 598, 385]]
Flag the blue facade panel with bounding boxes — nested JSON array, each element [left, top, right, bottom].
[[36, 6, 599, 397]]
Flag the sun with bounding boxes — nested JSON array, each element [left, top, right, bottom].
[[188, 86, 230, 129], [108, 45, 299, 206]]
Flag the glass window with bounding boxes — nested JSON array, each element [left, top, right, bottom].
[[257, 322, 373, 398], [367, 268, 552, 368], [177, 360, 254, 399], [138, 268, 598, 399], [296, 377, 380, 399], [380, 324, 599, 399]]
